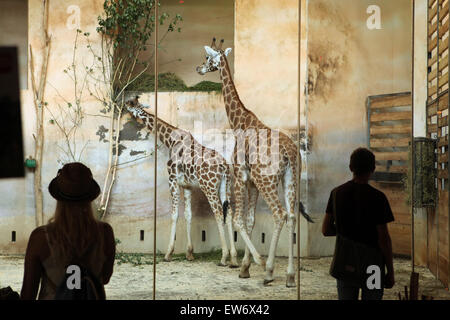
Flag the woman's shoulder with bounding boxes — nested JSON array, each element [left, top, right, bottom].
[[29, 225, 49, 240], [97, 221, 114, 233]]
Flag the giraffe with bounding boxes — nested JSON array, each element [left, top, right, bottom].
[[196, 38, 314, 287], [125, 96, 238, 267]]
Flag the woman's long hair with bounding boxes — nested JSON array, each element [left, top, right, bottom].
[[48, 201, 101, 263]]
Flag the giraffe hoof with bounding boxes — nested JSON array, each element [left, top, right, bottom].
[[239, 269, 250, 278], [263, 279, 274, 286], [186, 254, 195, 261], [286, 274, 296, 288], [217, 262, 228, 267], [164, 256, 172, 262], [229, 263, 240, 269]]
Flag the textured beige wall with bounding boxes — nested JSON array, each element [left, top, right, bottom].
[[137, 0, 234, 87]]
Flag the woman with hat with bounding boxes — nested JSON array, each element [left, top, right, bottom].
[[20, 163, 116, 300]]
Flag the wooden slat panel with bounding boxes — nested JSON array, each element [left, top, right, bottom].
[[439, 38, 448, 55], [429, 68, 438, 82], [371, 138, 410, 148], [393, 213, 412, 226], [375, 165, 408, 173], [441, 18, 450, 36], [430, 84, 438, 96], [370, 95, 411, 109], [370, 111, 411, 122], [389, 223, 411, 256], [430, 20, 438, 37], [439, 72, 449, 88], [438, 95, 449, 110], [374, 152, 409, 161], [438, 115, 449, 127], [430, 2, 438, 21], [370, 124, 411, 135], [428, 123, 438, 133], [439, 54, 449, 71], [429, 36, 438, 52], [429, 54, 438, 67], [440, 2, 449, 21], [439, 136, 448, 147], [428, 103, 438, 116]]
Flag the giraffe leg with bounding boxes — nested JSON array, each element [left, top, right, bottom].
[[232, 165, 265, 276], [226, 212, 239, 268], [222, 172, 239, 268], [200, 182, 229, 267], [284, 166, 297, 288], [164, 175, 180, 262], [251, 174, 286, 285], [240, 181, 259, 277], [184, 188, 194, 261]]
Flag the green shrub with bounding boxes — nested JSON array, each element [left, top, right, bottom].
[[128, 73, 222, 92]]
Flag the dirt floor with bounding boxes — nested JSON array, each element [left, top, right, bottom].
[[1, 253, 449, 300]]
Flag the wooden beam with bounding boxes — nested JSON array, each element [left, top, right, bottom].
[[428, 103, 438, 116], [430, 20, 438, 37], [429, 68, 438, 82], [441, 18, 450, 36], [439, 1, 449, 22], [375, 165, 408, 173], [439, 54, 449, 71], [438, 115, 449, 127], [370, 95, 412, 109], [370, 124, 411, 135], [439, 72, 449, 88], [429, 36, 438, 52], [374, 152, 409, 161], [428, 123, 438, 133], [371, 138, 410, 148], [438, 96, 449, 111], [439, 38, 448, 55], [370, 111, 412, 122], [430, 2, 438, 22]]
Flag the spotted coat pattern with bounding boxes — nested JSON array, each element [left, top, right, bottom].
[[126, 98, 238, 267]]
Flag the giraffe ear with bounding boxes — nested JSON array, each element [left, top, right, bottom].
[[224, 48, 232, 57], [204, 46, 218, 57]]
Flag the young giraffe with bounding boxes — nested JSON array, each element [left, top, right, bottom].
[[125, 97, 238, 267], [196, 39, 313, 287]]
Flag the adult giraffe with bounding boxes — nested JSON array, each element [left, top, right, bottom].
[[196, 39, 313, 287], [125, 97, 238, 267]]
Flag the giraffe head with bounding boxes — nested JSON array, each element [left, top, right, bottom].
[[125, 96, 156, 130], [196, 38, 232, 75], [125, 96, 147, 118]]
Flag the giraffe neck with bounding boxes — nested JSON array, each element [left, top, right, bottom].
[[138, 112, 180, 148], [219, 55, 251, 129]]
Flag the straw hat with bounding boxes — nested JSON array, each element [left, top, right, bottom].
[[48, 162, 100, 202]]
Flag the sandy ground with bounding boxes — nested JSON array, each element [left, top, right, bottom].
[[1, 254, 449, 300]]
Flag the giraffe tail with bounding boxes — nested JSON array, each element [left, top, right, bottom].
[[299, 201, 314, 223], [222, 200, 229, 225]]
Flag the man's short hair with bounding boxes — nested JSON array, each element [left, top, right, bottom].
[[350, 148, 376, 176]]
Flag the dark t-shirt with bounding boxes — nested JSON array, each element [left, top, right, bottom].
[[326, 180, 394, 248]]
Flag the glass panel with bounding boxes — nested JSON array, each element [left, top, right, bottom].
[[306, 0, 413, 299]]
